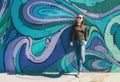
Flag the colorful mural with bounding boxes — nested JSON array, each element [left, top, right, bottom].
[[0, 0, 120, 74]]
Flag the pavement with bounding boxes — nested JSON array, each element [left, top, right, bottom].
[[1, 73, 120, 82]]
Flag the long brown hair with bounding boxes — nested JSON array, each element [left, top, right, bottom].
[[81, 15, 85, 24]]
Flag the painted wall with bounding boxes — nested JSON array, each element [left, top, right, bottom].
[[0, 0, 120, 74]]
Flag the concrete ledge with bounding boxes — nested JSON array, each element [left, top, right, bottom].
[[1, 73, 120, 82]]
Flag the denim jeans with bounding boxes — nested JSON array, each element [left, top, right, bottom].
[[73, 40, 85, 71]]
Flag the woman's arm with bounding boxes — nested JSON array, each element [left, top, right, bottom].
[[85, 26, 89, 41], [70, 24, 75, 46]]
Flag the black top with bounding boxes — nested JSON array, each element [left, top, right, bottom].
[[70, 23, 87, 42]]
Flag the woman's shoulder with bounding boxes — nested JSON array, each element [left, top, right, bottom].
[[71, 23, 77, 29]]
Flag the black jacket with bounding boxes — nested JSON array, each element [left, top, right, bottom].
[[70, 23, 88, 42]]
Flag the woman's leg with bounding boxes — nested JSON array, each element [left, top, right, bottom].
[[75, 41, 81, 72], [81, 40, 85, 63]]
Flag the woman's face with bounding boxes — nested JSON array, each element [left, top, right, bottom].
[[77, 15, 84, 23]]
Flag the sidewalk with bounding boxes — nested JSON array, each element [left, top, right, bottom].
[[0, 73, 120, 82]]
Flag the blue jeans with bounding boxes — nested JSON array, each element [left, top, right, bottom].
[[73, 40, 85, 71]]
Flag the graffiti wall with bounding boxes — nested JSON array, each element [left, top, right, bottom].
[[0, 0, 120, 74]]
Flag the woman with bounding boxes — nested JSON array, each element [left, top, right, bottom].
[[70, 14, 87, 73]]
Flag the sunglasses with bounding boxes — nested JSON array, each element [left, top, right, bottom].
[[77, 17, 83, 19]]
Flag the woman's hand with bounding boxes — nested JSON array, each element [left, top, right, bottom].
[[70, 41, 73, 46], [85, 41, 87, 45]]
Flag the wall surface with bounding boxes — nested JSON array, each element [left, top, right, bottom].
[[0, 0, 120, 74]]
